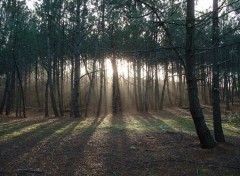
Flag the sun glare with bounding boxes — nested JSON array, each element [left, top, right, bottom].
[[196, 0, 212, 11], [105, 58, 129, 78], [26, 0, 35, 10]]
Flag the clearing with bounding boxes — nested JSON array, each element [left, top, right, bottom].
[[0, 107, 240, 176]]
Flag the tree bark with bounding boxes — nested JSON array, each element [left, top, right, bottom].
[[97, 58, 104, 116], [185, 0, 215, 149], [212, 0, 225, 142], [71, 0, 82, 118], [155, 63, 159, 111], [85, 59, 96, 117], [35, 60, 41, 108], [144, 66, 150, 112], [224, 70, 230, 110], [47, 25, 59, 117], [178, 63, 183, 107], [44, 80, 49, 117], [171, 62, 176, 104], [133, 59, 139, 111], [159, 61, 168, 110], [137, 59, 143, 111], [0, 72, 10, 115], [111, 56, 122, 114], [5, 68, 15, 116]]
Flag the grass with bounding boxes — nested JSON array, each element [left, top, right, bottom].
[[0, 109, 240, 176], [1, 111, 239, 142]]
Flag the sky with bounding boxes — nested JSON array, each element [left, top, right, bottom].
[[26, 0, 35, 10], [196, 0, 212, 11]]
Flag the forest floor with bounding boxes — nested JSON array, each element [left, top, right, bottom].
[[0, 107, 240, 176]]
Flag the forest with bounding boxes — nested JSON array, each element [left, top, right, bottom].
[[0, 0, 240, 175]]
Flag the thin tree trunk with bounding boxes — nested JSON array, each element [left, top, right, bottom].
[[178, 63, 183, 107], [133, 60, 139, 111], [47, 32, 59, 117], [171, 62, 176, 104], [5, 68, 15, 116], [0, 72, 10, 115], [159, 61, 168, 110], [224, 71, 230, 110], [97, 58, 104, 116], [103, 60, 108, 114], [155, 63, 159, 111], [85, 59, 96, 117], [137, 59, 143, 111], [238, 57, 240, 98], [167, 74, 172, 105], [111, 57, 122, 114], [71, 0, 82, 118], [35, 60, 41, 107], [44, 80, 49, 117], [212, 0, 225, 142], [144, 66, 150, 112], [56, 60, 62, 116], [70, 56, 74, 116], [232, 75, 236, 105], [12, 29, 26, 117], [59, 57, 64, 115]]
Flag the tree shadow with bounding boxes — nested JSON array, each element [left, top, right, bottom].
[[0, 118, 49, 138], [53, 115, 107, 175], [152, 110, 195, 132], [101, 113, 135, 175], [133, 112, 175, 132], [0, 119, 81, 173]]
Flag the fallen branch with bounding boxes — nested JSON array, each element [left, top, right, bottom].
[[16, 168, 45, 175]]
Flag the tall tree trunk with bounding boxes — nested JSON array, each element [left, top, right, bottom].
[[178, 63, 183, 107], [185, 0, 215, 149], [5, 68, 15, 116], [56, 60, 62, 116], [167, 74, 172, 105], [12, 18, 26, 117], [15, 80, 21, 118], [238, 57, 240, 98], [47, 28, 59, 117], [97, 0, 106, 116], [159, 61, 168, 110], [97, 58, 104, 116], [212, 0, 225, 142], [72, 51, 81, 118], [111, 57, 122, 114], [58, 58, 64, 116], [144, 66, 150, 112], [224, 71, 230, 110], [155, 63, 159, 111], [35, 60, 41, 107], [133, 59, 139, 111], [103, 60, 108, 114], [85, 59, 96, 117], [0, 72, 10, 115], [137, 59, 143, 111], [56, 30, 63, 116], [232, 75, 236, 105], [71, 0, 82, 118], [208, 66, 213, 104], [171, 62, 176, 104], [45, 80, 49, 117]]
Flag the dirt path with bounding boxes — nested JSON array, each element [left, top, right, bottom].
[[0, 110, 240, 175]]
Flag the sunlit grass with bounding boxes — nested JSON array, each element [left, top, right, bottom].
[[0, 112, 239, 143], [0, 120, 57, 142]]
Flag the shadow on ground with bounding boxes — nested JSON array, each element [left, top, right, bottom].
[[0, 109, 240, 175]]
